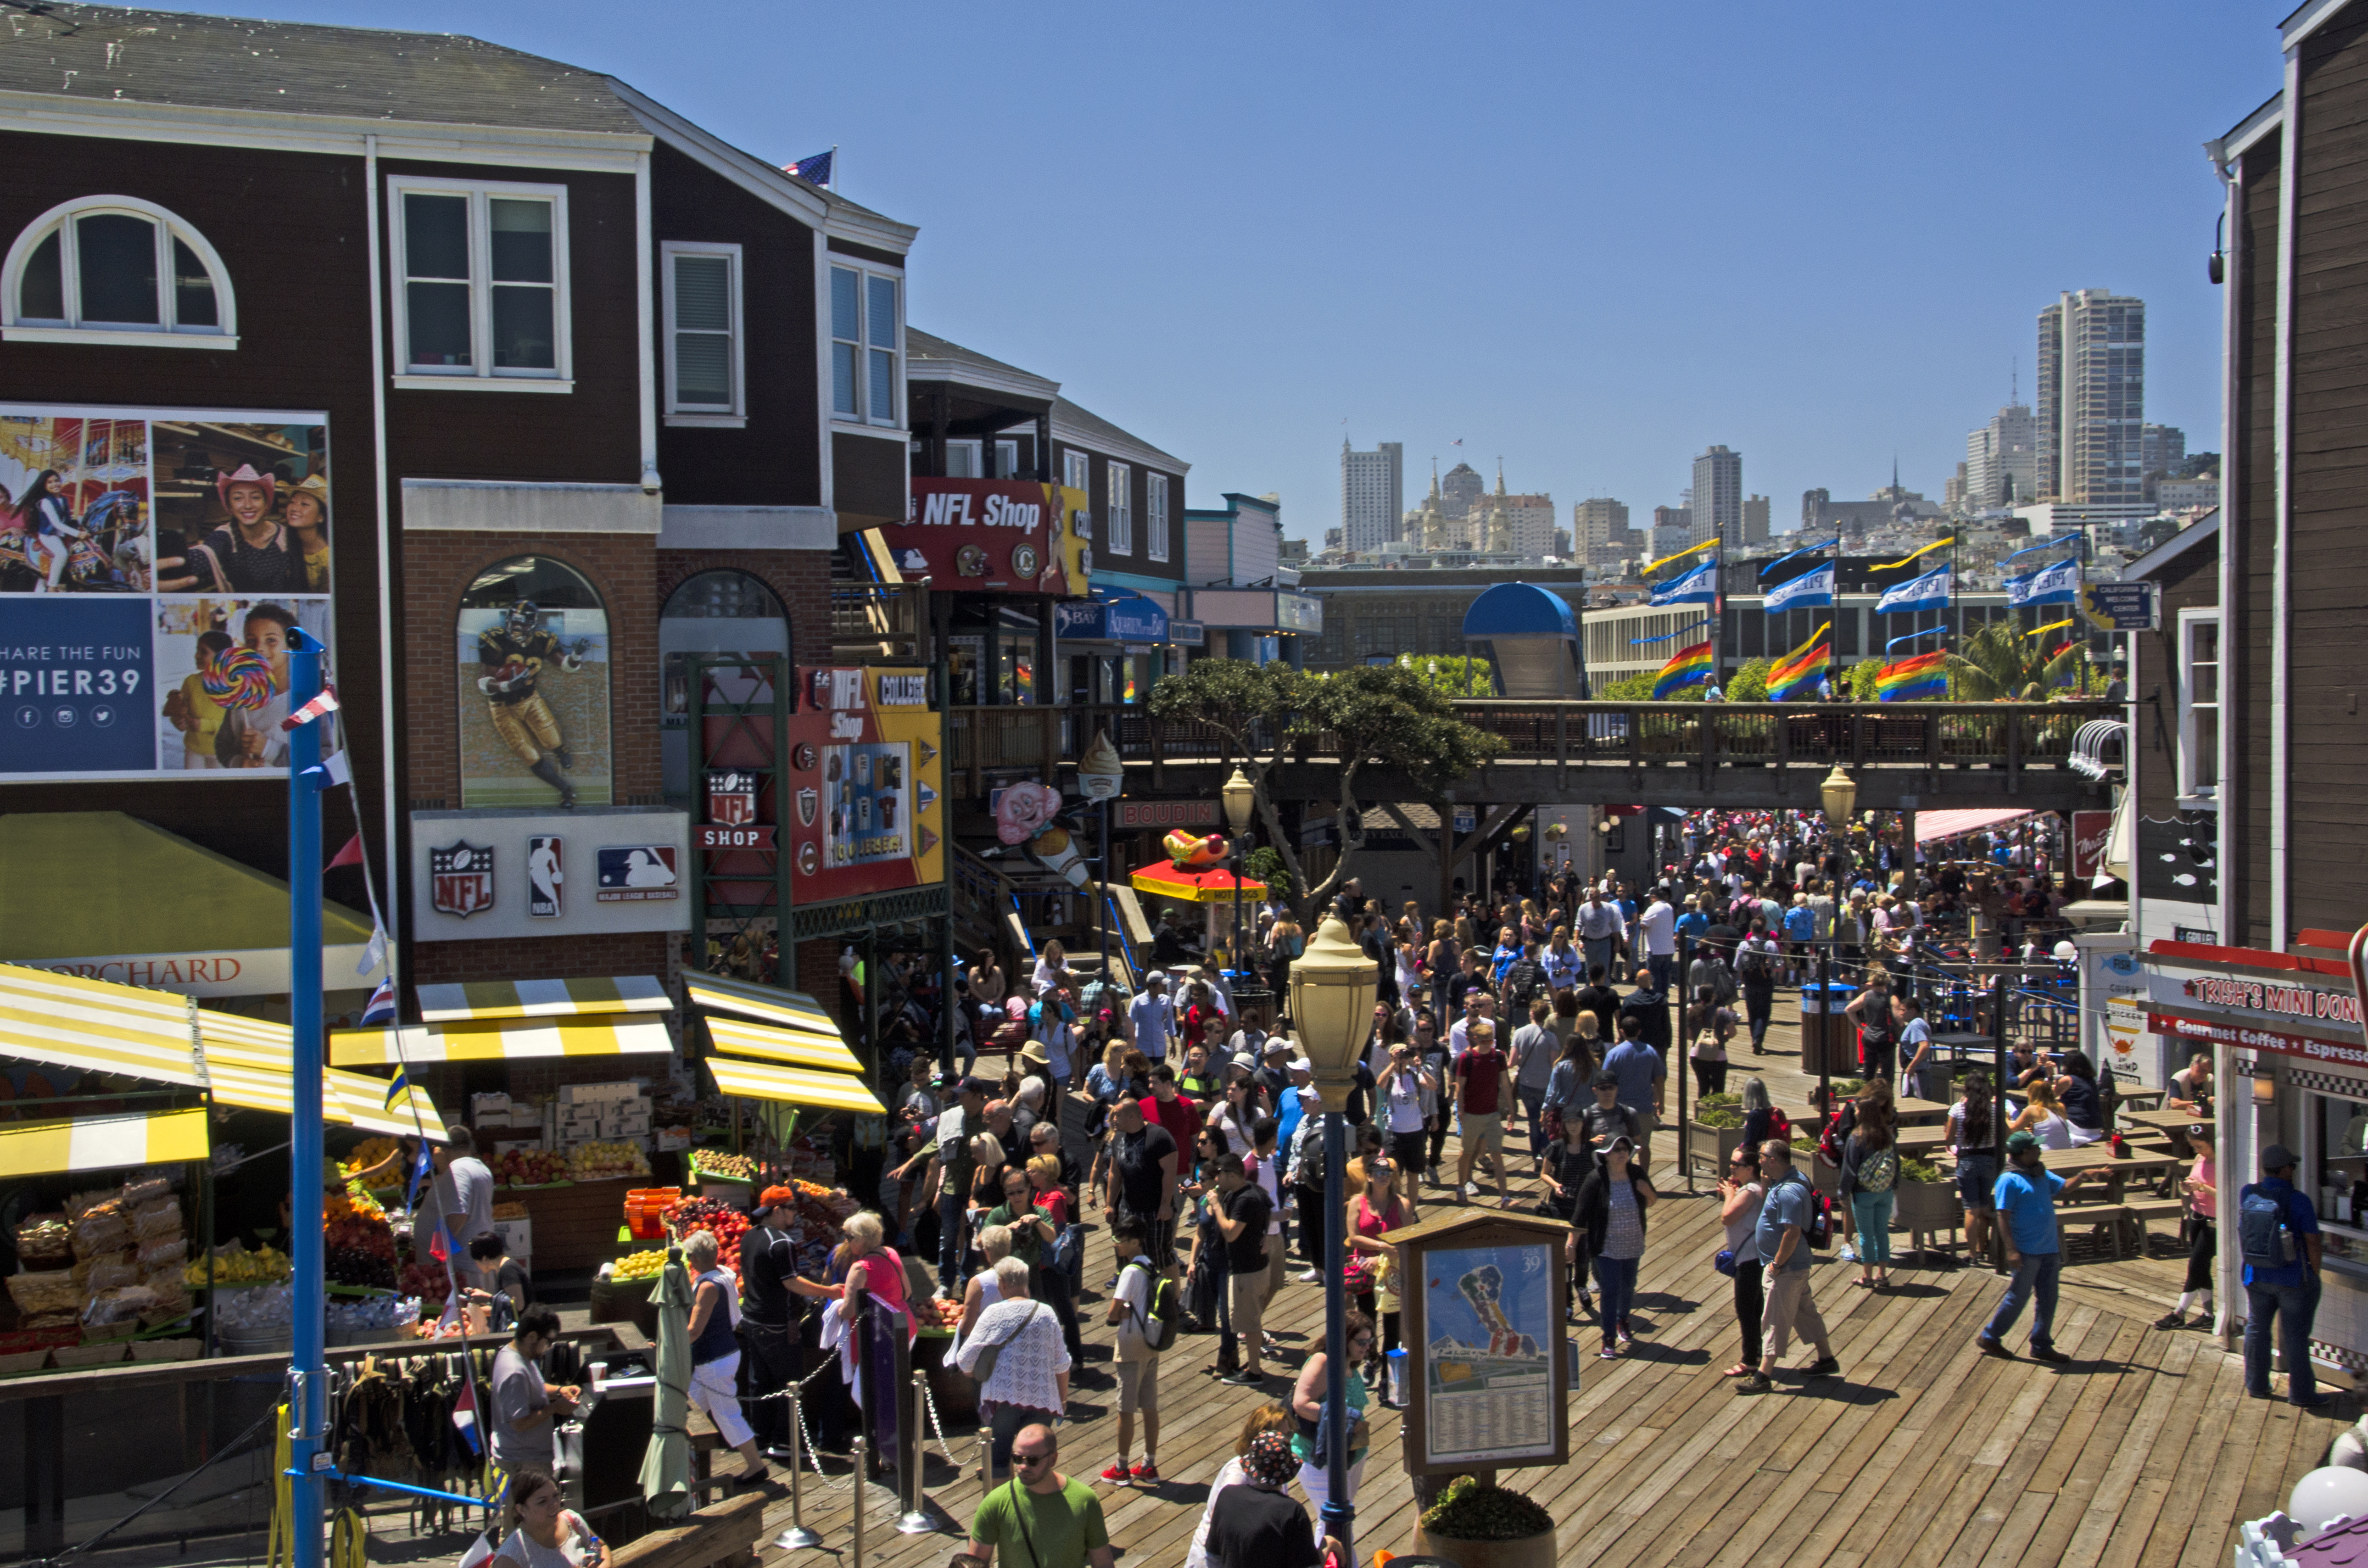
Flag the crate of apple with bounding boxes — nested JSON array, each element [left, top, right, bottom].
[[663, 1197, 748, 1276], [495, 1149, 570, 1188]]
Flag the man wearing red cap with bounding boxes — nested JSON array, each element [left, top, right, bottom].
[[738, 1186, 804, 1459]]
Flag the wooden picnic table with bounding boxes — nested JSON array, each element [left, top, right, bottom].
[[2121, 1107, 2208, 1156], [1935, 1139, 2184, 1202], [1787, 1094, 1949, 1129], [2116, 1086, 2168, 1111]]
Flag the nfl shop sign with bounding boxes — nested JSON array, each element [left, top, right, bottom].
[[883, 479, 1093, 596], [698, 824, 776, 851], [708, 771, 759, 826], [410, 809, 689, 941], [783, 664, 947, 903]]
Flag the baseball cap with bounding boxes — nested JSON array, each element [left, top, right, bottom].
[[1289, 1057, 1314, 1074], [1591, 1069, 1620, 1089], [2261, 1143, 2298, 1173], [956, 1076, 991, 1098], [759, 1185, 795, 1210], [2005, 1130, 2042, 1155]]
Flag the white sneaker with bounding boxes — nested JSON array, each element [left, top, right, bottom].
[[1463, 1183, 1483, 1197], [1296, 1268, 1323, 1283], [1837, 1243, 1858, 1263]]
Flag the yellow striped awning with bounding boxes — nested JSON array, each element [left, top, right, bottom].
[[684, 974, 841, 1034], [329, 1013, 673, 1066], [195, 1010, 444, 1137], [703, 1056, 885, 1115], [416, 976, 672, 1023], [703, 1015, 864, 1075], [0, 963, 199, 1087], [0, 1107, 210, 1176]]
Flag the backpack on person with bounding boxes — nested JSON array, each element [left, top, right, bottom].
[[2240, 1187, 2301, 1268], [1123, 1258, 1180, 1353], [1803, 1184, 1836, 1250], [1763, 1106, 1792, 1145], [1859, 1145, 1898, 1194]]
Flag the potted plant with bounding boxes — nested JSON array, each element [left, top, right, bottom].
[[1687, 1092, 1746, 1177], [1413, 1475, 1558, 1568], [1892, 1155, 1962, 1258]]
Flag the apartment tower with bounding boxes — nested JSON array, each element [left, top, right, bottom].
[[2036, 290, 2145, 504], [1340, 438, 1405, 552]]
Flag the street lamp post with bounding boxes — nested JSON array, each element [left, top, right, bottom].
[[1223, 766, 1256, 992], [1815, 766, 1858, 1111], [1288, 915, 1379, 1567]]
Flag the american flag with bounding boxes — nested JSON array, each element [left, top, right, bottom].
[[787, 149, 833, 187]]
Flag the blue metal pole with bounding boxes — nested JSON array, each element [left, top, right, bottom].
[[287, 626, 327, 1568], [1322, 1109, 1352, 1563]]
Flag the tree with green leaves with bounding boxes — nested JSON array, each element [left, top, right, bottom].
[[1145, 659, 1505, 916], [1392, 653, 1495, 698], [1942, 618, 2099, 700]]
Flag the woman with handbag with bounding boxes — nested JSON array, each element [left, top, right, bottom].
[[1288, 1310, 1375, 1522], [1344, 1152, 1408, 1377], [1716, 1143, 1768, 1377], [954, 1257, 1071, 1480], [1571, 1134, 1656, 1357]]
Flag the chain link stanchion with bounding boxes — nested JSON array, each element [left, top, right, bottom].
[[915, 1368, 960, 1468], [894, 1370, 957, 1535], [771, 1388, 823, 1552], [849, 1436, 866, 1568]]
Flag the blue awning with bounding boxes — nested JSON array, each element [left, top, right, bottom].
[[1059, 591, 1170, 643], [1462, 582, 1579, 638]]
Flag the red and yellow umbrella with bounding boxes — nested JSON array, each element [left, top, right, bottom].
[[1129, 860, 1267, 905]]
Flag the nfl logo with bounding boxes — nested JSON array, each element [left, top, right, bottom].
[[708, 771, 759, 827], [796, 787, 819, 827], [430, 841, 495, 918]]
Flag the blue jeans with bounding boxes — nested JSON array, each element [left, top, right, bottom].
[[1849, 1190, 1895, 1265], [1593, 1253, 1640, 1345], [2245, 1275, 2323, 1402], [1519, 1092, 1547, 1160], [1647, 953, 1673, 993], [936, 1191, 967, 1295], [1983, 1249, 2061, 1349]]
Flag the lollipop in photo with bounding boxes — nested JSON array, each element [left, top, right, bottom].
[[202, 647, 276, 710]]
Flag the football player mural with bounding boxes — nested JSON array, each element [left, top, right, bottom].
[[457, 557, 613, 809]]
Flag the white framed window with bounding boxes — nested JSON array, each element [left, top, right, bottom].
[[994, 439, 1018, 479], [1062, 448, 1089, 491], [1106, 461, 1133, 556], [388, 176, 570, 391], [662, 241, 743, 424], [2178, 608, 2220, 805], [829, 263, 901, 426], [1, 195, 236, 348], [1146, 472, 1171, 563], [946, 440, 982, 478]]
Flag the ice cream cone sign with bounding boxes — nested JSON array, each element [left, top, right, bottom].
[[1165, 830, 1228, 868], [1078, 728, 1123, 802]]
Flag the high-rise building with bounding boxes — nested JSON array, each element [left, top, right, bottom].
[[1340, 438, 1404, 552], [1574, 497, 1633, 566], [1742, 494, 1770, 544], [1690, 445, 1742, 547], [1440, 460, 1484, 520], [1651, 506, 1692, 558], [2141, 423, 2186, 477], [1965, 403, 2037, 509], [2036, 290, 2145, 504]]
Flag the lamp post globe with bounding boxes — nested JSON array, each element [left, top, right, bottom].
[[1284, 913, 1375, 1563], [1818, 764, 1857, 827], [1222, 767, 1255, 989], [1221, 766, 1256, 836]]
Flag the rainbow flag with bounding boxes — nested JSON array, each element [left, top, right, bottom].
[[1877, 650, 1949, 702], [1765, 622, 1831, 701], [1653, 641, 1715, 698]]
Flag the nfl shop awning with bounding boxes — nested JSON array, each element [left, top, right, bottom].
[[1911, 808, 2038, 843], [0, 962, 201, 1087], [0, 1107, 212, 1177], [701, 1056, 886, 1115], [417, 976, 672, 1023], [1128, 861, 1267, 906], [703, 1015, 865, 1075], [197, 1010, 446, 1138], [0, 812, 382, 999], [329, 1012, 674, 1066], [684, 973, 842, 1034]]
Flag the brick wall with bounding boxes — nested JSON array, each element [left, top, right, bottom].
[[400, 530, 663, 808]]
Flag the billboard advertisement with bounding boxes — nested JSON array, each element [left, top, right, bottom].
[[0, 404, 337, 779], [456, 556, 611, 809], [885, 479, 1091, 595], [783, 666, 945, 902]]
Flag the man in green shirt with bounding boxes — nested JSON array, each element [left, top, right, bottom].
[[985, 1165, 1056, 1272], [961, 1423, 1114, 1568]]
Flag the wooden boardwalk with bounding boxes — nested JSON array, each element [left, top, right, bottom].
[[761, 996, 2344, 1568]]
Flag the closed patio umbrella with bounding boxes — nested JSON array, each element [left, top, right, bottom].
[[639, 1245, 694, 1521]]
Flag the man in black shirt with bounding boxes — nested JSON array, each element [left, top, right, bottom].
[[1206, 1433, 1333, 1568], [1574, 965, 1622, 1042], [1103, 1099, 1180, 1274], [1209, 1154, 1273, 1384], [738, 1188, 803, 1459]]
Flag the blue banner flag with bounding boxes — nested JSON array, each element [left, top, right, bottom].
[[1885, 624, 1948, 652], [1628, 619, 1711, 645], [2006, 556, 2083, 607], [1648, 559, 1719, 606], [1876, 564, 1951, 614], [1756, 537, 1839, 578], [1764, 561, 1836, 614]]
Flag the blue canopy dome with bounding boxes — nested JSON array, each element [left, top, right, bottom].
[[1461, 582, 1579, 639]]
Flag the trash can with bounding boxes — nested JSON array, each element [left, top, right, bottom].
[[1797, 981, 1858, 1077]]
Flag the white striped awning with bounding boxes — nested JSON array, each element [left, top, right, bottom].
[[703, 1056, 885, 1115], [684, 974, 841, 1034], [195, 1010, 443, 1137], [704, 1015, 864, 1075], [417, 976, 672, 1023], [0, 963, 199, 1087], [329, 1013, 673, 1066], [0, 1106, 210, 1176]]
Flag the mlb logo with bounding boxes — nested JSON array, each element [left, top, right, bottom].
[[429, 842, 495, 918], [708, 771, 759, 827], [526, 836, 563, 918], [596, 846, 680, 903]]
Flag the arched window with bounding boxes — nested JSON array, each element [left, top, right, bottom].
[[457, 556, 611, 809], [2, 195, 238, 347], [660, 569, 789, 802]]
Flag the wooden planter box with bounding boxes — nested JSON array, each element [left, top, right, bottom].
[[1413, 1525, 1558, 1568], [1684, 1120, 1745, 1177], [1893, 1178, 1960, 1230]]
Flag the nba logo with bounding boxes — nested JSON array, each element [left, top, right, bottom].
[[526, 836, 563, 919], [708, 770, 758, 827]]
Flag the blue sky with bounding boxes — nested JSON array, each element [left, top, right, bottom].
[[206, 1, 2282, 542]]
